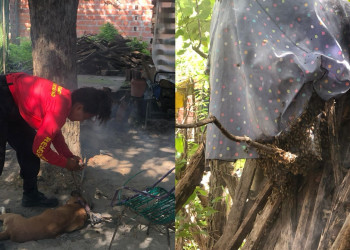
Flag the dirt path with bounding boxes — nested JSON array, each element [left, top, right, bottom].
[[0, 76, 175, 250]]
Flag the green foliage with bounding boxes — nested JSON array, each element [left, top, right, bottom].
[[175, 134, 185, 155], [234, 159, 246, 170], [176, 1, 214, 248], [175, 135, 199, 173], [176, 0, 211, 121], [96, 22, 119, 42], [7, 38, 33, 72], [176, 0, 214, 56], [126, 37, 150, 56], [176, 186, 218, 248]]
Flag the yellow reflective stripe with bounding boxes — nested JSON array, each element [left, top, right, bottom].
[[57, 86, 62, 95], [36, 137, 51, 161], [51, 83, 57, 97]]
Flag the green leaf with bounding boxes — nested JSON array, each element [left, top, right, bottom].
[[212, 196, 223, 203], [177, 49, 187, 56], [184, 190, 197, 206], [188, 142, 199, 157], [195, 186, 208, 196], [234, 159, 246, 169], [183, 42, 192, 49], [176, 158, 187, 172], [175, 29, 185, 38], [175, 135, 184, 153]]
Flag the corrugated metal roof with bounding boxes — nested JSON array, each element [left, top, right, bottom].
[[152, 0, 175, 73]]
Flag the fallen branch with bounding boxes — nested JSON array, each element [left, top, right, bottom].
[[176, 115, 297, 164]]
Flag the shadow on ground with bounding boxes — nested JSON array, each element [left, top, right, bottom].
[[0, 75, 175, 250]]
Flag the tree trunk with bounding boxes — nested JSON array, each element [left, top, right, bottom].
[[206, 160, 230, 249], [317, 170, 350, 249], [203, 92, 350, 250], [330, 213, 350, 250], [241, 195, 282, 250], [230, 182, 273, 250], [213, 159, 257, 250], [28, 0, 80, 157], [10, 0, 19, 44], [175, 142, 205, 214], [1, 0, 9, 74], [29, 0, 78, 89]]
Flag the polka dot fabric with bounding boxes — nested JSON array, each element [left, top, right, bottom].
[[206, 0, 350, 160]]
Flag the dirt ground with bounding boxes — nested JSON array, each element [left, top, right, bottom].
[[0, 75, 175, 250]]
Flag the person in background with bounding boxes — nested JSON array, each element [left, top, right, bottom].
[[0, 72, 112, 207]]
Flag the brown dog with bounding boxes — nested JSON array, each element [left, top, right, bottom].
[[0, 191, 87, 243]]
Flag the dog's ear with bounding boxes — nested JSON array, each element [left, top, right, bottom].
[[71, 190, 81, 197]]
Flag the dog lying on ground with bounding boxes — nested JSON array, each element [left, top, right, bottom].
[[0, 191, 87, 243]]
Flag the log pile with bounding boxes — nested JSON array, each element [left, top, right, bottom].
[[76, 35, 148, 76]]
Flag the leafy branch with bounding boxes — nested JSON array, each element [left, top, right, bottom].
[[176, 0, 213, 58]]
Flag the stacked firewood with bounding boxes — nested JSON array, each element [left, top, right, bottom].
[[76, 35, 146, 76]]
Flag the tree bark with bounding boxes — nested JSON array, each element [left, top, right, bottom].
[[291, 171, 321, 250], [175, 142, 205, 214], [29, 0, 78, 89], [206, 160, 229, 249], [213, 159, 257, 250], [267, 196, 295, 250], [1, 0, 9, 74], [241, 194, 282, 250], [304, 163, 333, 250], [28, 0, 81, 157], [330, 213, 350, 250], [326, 100, 343, 187], [317, 170, 350, 250], [217, 161, 238, 201], [230, 182, 273, 250], [10, 0, 19, 44]]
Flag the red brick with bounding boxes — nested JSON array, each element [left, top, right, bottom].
[[124, 26, 136, 32], [117, 15, 129, 21], [125, 31, 142, 37], [116, 4, 128, 10], [131, 10, 143, 15], [129, 21, 140, 26], [12, 0, 155, 40], [141, 15, 152, 22], [142, 32, 153, 38]]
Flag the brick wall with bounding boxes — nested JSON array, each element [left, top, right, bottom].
[[9, 0, 153, 42]]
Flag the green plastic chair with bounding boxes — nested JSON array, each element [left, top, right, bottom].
[[109, 167, 175, 249]]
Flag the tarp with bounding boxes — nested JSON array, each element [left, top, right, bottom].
[[206, 0, 350, 160]]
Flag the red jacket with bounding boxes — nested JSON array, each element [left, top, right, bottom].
[[6, 72, 74, 168]]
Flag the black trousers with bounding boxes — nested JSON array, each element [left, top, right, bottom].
[[0, 75, 40, 193]]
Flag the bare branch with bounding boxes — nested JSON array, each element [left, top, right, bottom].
[[176, 115, 297, 164], [192, 45, 208, 59]]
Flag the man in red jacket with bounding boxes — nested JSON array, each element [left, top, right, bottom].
[[0, 73, 112, 207]]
